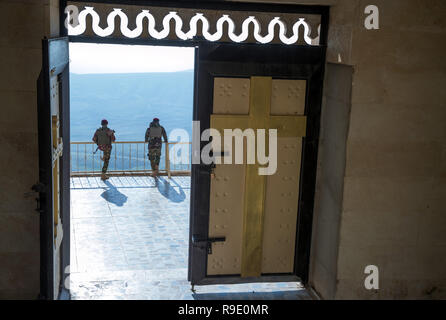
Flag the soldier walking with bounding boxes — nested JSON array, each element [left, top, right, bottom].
[[93, 119, 116, 181], [145, 117, 168, 177]]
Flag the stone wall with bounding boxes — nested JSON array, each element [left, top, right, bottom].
[[0, 0, 59, 299], [337, 0, 446, 299]]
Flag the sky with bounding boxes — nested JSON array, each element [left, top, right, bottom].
[[69, 42, 195, 74]]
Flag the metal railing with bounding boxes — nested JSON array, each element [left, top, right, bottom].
[[70, 141, 191, 177]]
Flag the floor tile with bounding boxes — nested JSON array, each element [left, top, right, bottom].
[[70, 176, 311, 300]]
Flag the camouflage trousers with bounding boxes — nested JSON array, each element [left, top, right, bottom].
[[148, 147, 161, 169], [101, 149, 111, 173]]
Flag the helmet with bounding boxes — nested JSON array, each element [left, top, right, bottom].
[[101, 119, 108, 125], [153, 117, 159, 122]]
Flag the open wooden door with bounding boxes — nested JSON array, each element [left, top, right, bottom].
[[189, 42, 326, 286], [36, 37, 70, 299]]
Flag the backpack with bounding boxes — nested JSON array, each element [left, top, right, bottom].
[[96, 127, 112, 145], [148, 126, 163, 138]]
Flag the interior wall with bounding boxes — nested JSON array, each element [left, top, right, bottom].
[[337, 0, 446, 299], [0, 0, 59, 299], [256, 0, 446, 299]]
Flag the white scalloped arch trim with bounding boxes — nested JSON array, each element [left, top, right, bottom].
[[66, 6, 316, 45]]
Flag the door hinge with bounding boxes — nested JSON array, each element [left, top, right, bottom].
[[192, 235, 226, 254], [31, 182, 46, 193], [29, 182, 46, 214], [199, 163, 216, 176]]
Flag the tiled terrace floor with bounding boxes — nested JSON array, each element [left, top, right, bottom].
[[70, 176, 312, 300]]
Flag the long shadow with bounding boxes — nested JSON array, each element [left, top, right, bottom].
[[192, 290, 309, 300], [155, 177, 186, 203], [100, 180, 128, 207]]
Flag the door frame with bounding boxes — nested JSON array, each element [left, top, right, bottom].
[[58, 0, 329, 288]]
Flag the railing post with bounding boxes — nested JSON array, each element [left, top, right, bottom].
[[166, 142, 171, 179], [129, 144, 132, 171], [77, 144, 79, 173]]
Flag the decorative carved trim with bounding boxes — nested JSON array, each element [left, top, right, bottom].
[[66, 6, 320, 45]]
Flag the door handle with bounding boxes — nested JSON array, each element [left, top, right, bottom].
[[192, 235, 226, 254], [198, 148, 228, 177]]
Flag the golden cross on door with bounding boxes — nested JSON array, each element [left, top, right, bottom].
[[211, 76, 307, 277]]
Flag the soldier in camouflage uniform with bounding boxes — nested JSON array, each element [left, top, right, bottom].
[[93, 119, 116, 181], [145, 118, 168, 177]]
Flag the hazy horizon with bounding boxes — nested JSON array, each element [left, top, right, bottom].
[[69, 42, 195, 74], [69, 71, 194, 142], [69, 69, 194, 75]]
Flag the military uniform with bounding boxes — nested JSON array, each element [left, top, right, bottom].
[[145, 120, 168, 174], [93, 126, 116, 178]]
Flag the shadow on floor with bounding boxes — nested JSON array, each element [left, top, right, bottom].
[[155, 177, 186, 203], [192, 290, 310, 300], [101, 180, 128, 207]]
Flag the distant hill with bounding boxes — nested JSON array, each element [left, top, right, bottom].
[[70, 71, 194, 142]]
